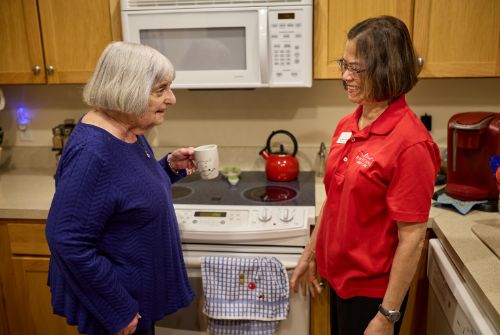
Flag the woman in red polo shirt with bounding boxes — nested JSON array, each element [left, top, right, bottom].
[[291, 16, 441, 335]]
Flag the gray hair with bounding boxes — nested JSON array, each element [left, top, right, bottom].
[[83, 41, 175, 116]]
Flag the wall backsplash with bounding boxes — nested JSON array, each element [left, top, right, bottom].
[[0, 78, 499, 170]]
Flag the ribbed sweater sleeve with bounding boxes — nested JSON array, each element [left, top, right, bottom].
[[46, 145, 138, 334], [158, 155, 186, 182]]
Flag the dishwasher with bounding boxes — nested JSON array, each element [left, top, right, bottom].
[[427, 239, 498, 334]]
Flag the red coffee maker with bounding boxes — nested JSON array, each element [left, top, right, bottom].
[[445, 112, 500, 208]]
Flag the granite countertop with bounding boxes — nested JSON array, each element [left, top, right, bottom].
[[0, 169, 55, 219], [1, 169, 499, 328]]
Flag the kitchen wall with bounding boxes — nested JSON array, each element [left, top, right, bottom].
[[0, 78, 499, 170]]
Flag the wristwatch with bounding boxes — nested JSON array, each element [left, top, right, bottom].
[[378, 304, 401, 322]]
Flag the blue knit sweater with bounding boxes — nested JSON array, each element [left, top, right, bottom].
[[46, 122, 194, 335]]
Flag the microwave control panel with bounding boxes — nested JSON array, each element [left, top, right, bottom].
[[268, 7, 312, 86]]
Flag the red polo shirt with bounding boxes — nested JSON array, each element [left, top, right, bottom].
[[316, 96, 441, 299]]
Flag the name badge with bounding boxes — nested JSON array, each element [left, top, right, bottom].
[[336, 132, 352, 144]]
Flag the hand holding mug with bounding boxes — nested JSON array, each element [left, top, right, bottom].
[[168, 147, 197, 175]]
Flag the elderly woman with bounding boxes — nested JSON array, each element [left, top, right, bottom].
[[291, 16, 441, 335], [46, 42, 196, 335]]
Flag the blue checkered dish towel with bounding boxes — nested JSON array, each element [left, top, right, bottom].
[[201, 256, 290, 335]]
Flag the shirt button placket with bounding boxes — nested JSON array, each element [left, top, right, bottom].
[[343, 136, 356, 162]]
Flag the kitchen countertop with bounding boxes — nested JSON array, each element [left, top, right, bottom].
[[0, 169, 55, 219], [1, 169, 499, 328]]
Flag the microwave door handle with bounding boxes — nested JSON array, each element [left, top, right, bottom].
[[258, 9, 269, 84]]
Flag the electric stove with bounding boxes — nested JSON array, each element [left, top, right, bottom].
[[172, 171, 315, 246]]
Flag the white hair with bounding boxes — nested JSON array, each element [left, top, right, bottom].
[[83, 41, 175, 116]]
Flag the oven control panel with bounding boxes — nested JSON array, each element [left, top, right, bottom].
[[174, 205, 314, 245]]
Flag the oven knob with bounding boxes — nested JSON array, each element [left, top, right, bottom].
[[279, 209, 294, 222], [258, 208, 272, 222]]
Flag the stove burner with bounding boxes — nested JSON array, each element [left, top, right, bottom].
[[171, 185, 193, 200], [243, 185, 298, 203]]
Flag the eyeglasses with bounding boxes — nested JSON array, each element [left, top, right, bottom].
[[337, 59, 365, 77]]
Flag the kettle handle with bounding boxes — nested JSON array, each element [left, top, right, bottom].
[[264, 129, 298, 156]]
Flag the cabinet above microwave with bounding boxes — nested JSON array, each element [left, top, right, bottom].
[[120, 0, 312, 89]]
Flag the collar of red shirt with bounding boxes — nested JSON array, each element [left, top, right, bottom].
[[348, 95, 408, 136]]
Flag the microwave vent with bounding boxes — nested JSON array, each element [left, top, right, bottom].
[[124, 0, 307, 9]]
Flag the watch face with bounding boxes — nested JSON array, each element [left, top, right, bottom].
[[378, 305, 401, 322], [387, 311, 401, 322]]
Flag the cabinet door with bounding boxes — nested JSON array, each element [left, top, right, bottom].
[[12, 257, 79, 335], [314, 0, 413, 79], [0, 0, 46, 84], [310, 283, 330, 335], [38, 0, 121, 83], [413, 0, 500, 77]]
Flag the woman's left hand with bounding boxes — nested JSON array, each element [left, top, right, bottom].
[[168, 147, 196, 174], [364, 313, 394, 335], [114, 313, 141, 335]]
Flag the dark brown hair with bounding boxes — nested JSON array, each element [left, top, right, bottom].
[[347, 15, 420, 102]]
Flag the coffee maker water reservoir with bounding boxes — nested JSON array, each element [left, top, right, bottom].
[[445, 112, 500, 206]]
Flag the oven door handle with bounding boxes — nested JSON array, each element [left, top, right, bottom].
[[183, 256, 298, 270]]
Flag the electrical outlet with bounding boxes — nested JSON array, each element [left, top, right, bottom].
[[18, 129, 33, 142]]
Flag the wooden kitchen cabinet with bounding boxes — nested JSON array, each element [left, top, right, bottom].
[[310, 280, 330, 335], [0, 0, 121, 84], [314, 0, 413, 79], [0, 220, 79, 335], [314, 0, 500, 78], [413, 0, 500, 77]]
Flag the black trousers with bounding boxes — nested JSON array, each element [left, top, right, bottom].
[[330, 290, 409, 335]]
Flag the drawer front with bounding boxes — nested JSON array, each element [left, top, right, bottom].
[[7, 223, 50, 256]]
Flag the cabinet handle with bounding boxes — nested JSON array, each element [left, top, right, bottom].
[[417, 57, 425, 67], [32, 66, 41, 75], [46, 66, 55, 75]]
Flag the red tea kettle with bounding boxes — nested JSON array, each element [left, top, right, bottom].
[[259, 130, 299, 181]]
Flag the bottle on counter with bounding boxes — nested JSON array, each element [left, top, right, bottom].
[[52, 126, 63, 151], [61, 119, 76, 147]]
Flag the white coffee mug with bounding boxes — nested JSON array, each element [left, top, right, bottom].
[[194, 144, 219, 180]]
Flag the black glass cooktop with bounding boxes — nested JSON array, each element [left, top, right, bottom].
[[171, 171, 315, 206]]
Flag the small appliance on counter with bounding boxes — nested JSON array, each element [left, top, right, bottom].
[[436, 112, 500, 212], [52, 119, 76, 163]]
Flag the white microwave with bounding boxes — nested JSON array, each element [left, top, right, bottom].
[[120, 0, 312, 89]]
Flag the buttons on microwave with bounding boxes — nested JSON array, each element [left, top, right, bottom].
[[269, 10, 305, 75]]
